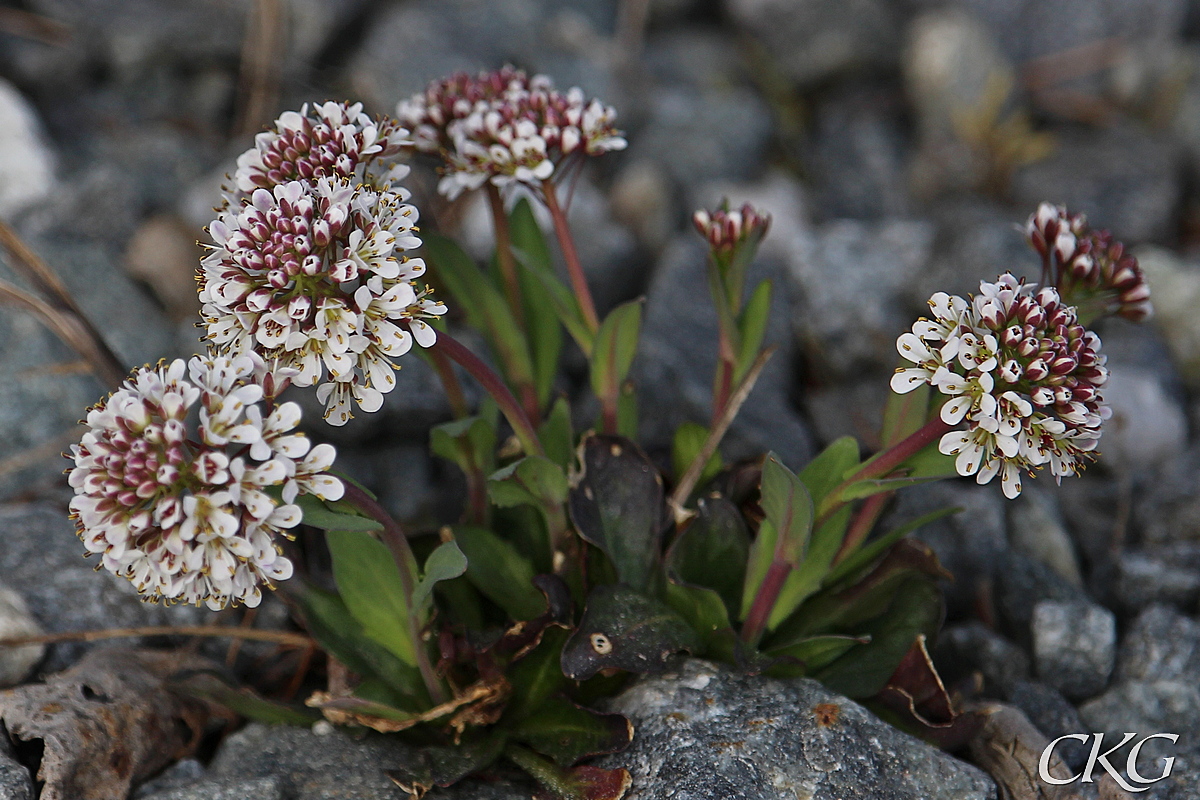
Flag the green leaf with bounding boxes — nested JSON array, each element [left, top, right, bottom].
[[881, 380, 931, 447], [171, 671, 321, 725], [504, 626, 571, 722], [430, 408, 498, 477], [616, 380, 638, 440], [762, 634, 870, 678], [774, 539, 950, 641], [568, 434, 667, 593], [509, 198, 564, 407], [759, 453, 814, 565], [422, 232, 537, 392], [539, 396, 575, 471], [824, 506, 961, 589], [294, 493, 382, 533], [509, 204, 595, 356], [741, 455, 814, 619], [663, 579, 738, 663], [670, 422, 722, 492], [453, 525, 545, 620], [290, 584, 425, 703], [815, 578, 944, 699], [664, 494, 749, 613], [735, 280, 772, 382], [766, 503, 852, 630], [511, 697, 633, 766], [326, 529, 417, 666], [489, 456, 570, 509], [799, 437, 860, 506], [412, 540, 468, 613], [561, 584, 703, 680], [589, 300, 643, 405]]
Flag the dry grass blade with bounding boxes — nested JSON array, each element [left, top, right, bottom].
[[669, 346, 776, 524], [0, 278, 124, 388], [0, 625, 314, 650], [0, 221, 127, 387], [233, 0, 285, 138], [0, 7, 71, 45]]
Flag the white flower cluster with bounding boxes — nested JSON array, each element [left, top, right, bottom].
[[396, 66, 627, 199], [892, 274, 1110, 499], [1025, 203, 1153, 323], [68, 355, 344, 609], [230, 101, 408, 200], [201, 103, 447, 425]]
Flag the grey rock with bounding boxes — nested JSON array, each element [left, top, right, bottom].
[[933, 622, 1030, 698], [726, 0, 903, 88], [1007, 488, 1083, 588], [1010, 124, 1184, 243], [1032, 599, 1116, 701], [0, 732, 33, 800], [808, 82, 911, 220], [802, 378, 890, 449], [885, 482, 1007, 619], [629, 84, 772, 191], [349, 0, 616, 112], [132, 759, 207, 799], [1079, 680, 1200, 765], [0, 503, 203, 671], [1137, 246, 1200, 391], [0, 79, 56, 220], [1114, 550, 1200, 613], [1006, 680, 1090, 772], [1117, 604, 1200, 683], [993, 550, 1088, 646], [643, 27, 751, 92], [0, 233, 180, 502], [635, 236, 814, 467], [202, 722, 530, 800], [138, 776, 283, 800], [1101, 363, 1189, 475], [788, 218, 935, 381], [596, 659, 996, 800], [26, 0, 246, 78], [914, 199, 1038, 311], [903, 9, 1018, 196], [0, 584, 43, 688], [1133, 443, 1200, 545]]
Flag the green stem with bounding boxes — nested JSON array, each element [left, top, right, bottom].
[[504, 744, 578, 800], [815, 416, 954, 530], [430, 328, 545, 457], [541, 179, 600, 333], [340, 482, 447, 705]]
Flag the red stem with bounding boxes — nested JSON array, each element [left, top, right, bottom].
[[429, 328, 544, 457], [741, 560, 791, 646], [833, 491, 892, 566], [541, 179, 599, 333], [814, 415, 954, 530], [486, 183, 527, 332]]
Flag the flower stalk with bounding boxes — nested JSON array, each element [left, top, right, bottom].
[[428, 328, 545, 457], [541, 178, 600, 333]]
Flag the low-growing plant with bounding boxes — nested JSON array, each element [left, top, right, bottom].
[[62, 69, 1152, 798]]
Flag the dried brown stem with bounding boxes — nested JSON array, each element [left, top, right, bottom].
[[669, 347, 775, 524], [0, 625, 314, 649], [233, 0, 284, 138]]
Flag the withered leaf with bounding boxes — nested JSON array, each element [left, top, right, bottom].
[[0, 647, 213, 800]]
